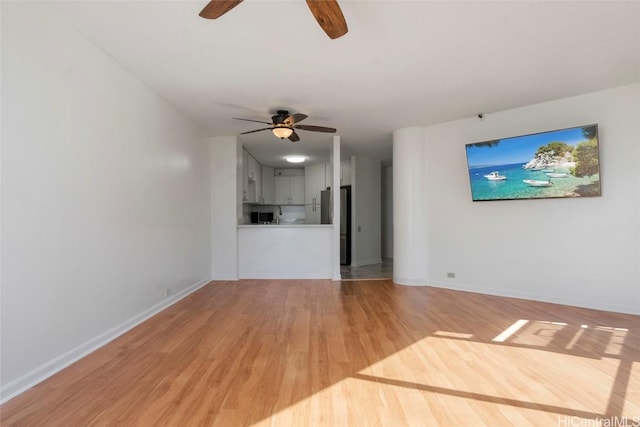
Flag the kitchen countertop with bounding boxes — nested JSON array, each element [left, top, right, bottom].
[[237, 224, 333, 228]]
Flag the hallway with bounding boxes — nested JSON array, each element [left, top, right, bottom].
[[340, 258, 393, 280]]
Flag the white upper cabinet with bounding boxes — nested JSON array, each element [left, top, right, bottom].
[[289, 175, 305, 204], [275, 175, 305, 205], [261, 166, 275, 205], [305, 163, 332, 224], [253, 159, 262, 204], [275, 176, 288, 205], [244, 151, 260, 203], [241, 149, 249, 202], [305, 163, 327, 204]]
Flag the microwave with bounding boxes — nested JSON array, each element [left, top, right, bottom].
[[250, 212, 274, 224]]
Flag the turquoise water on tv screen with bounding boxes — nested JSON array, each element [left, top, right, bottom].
[[468, 163, 598, 201]]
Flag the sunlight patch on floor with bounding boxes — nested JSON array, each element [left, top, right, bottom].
[[492, 319, 529, 342], [355, 336, 621, 418], [433, 331, 474, 339], [595, 326, 629, 356], [492, 320, 631, 358], [255, 335, 634, 426]]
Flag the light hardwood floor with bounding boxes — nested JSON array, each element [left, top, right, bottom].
[[2, 280, 639, 426]]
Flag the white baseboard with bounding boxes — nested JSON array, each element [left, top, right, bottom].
[[210, 274, 239, 280], [0, 277, 211, 404], [426, 279, 640, 316], [393, 276, 429, 286], [351, 258, 382, 267]]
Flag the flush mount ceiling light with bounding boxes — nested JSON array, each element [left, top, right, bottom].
[[272, 126, 294, 139], [285, 156, 306, 164]]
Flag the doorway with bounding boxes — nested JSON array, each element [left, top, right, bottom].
[[340, 186, 351, 266], [340, 259, 393, 280]]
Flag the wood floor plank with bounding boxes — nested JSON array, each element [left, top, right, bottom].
[[2, 279, 639, 426]]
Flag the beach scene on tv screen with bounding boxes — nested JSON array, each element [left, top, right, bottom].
[[465, 125, 600, 201]]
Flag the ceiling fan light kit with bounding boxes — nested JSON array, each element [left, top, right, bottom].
[[272, 127, 294, 139], [199, 0, 348, 39]]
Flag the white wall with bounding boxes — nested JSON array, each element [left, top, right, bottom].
[[352, 156, 382, 266], [210, 137, 239, 279], [381, 165, 393, 259], [393, 128, 428, 285], [402, 84, 639, 314], [1, 3, 211, 400]]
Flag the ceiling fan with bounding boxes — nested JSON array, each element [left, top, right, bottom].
[[235, 110, 336, 142], [199, 0, 348, 39]]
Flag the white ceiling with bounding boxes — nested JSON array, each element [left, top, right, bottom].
[[49, 1, 639, 168]]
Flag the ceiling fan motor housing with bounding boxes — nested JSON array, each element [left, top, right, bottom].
[[272, 110, 290, 125]]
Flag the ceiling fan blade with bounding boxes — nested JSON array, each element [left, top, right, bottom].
[[305, 0, 348, 39], [199, 0, 243, 19], [288, 131, 301, 142], [294, 124, 337, 133], [284, 113, 308, 126], [234, 117, 272, 125], [239, 127, 272, 135]]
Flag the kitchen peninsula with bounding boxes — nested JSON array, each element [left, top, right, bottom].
[[237, 223, 333, 278], [237, 148, 347, 279]]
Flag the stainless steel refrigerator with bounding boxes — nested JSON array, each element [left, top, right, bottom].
[[321, 186, 351, 265]]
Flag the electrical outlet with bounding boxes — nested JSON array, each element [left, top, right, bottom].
[[447, 272, 455, 279], [164, 289, 170, 297], [357, 226, 362, 232]]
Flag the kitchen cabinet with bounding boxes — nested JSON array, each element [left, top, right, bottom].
[[247, 154, 259, 181], [261, 166, 275, 204], [253, 158, 262, 204], [275, 175, 305, 205], [243, 150, 261, 203], [290, 176, 305, 204], [305, 164, 328, 204], [241, 149, 249, 202], [305, 163, 330, 224], [275, 177, 287, 204]]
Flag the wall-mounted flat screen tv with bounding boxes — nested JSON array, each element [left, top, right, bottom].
[[465, 124, 601, 201]]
